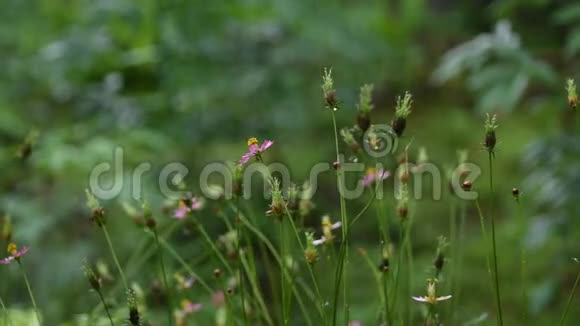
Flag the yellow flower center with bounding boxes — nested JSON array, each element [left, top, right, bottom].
[[7, 243, 17, 256], [180, 299, 191, 309], [247, 137, 259, 147], [366, 167, 377, 175]]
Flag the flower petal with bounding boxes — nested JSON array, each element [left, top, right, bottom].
[[412, 296, 428, 302], [0, 257, 14, 265], [313, 237, 326, 246], [239, 152, 254, 164], [436, 295, 452, 301], [260, 140, 274, 151]]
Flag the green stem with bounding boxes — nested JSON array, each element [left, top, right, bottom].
[[154, 230, 173, 326], [235, 196, 249, 326], [191, 215, 235, 276], [18, 261, 41, 325], [280, 221, 288, 326], [284, 207, 325, 322], [488, 152, 504, 326], [330, 110, 349, 326], [239, 249, 274, 326], [474, 199, 494, 285], [96, 290, 115, 326], [238, 213, 313, 326], [0, 293, 13, 326], [101, 225, 129, 292], [516, 199, 528, 324], [158, 237, 215, 295], [559, 268, 580, 326]]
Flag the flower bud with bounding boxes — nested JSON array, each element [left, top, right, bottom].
[[461, 181, 472, 192], [512, 187, 520, 201]]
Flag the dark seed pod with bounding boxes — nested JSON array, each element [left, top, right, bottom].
[[129, 307, 140, 326], [325, 90, 337, 108], [18, 143, 32, 161], [461, 181, 472, 192], [512, 187, 520, 201], [333, 161, 341, 170], [356, 112, 371, 132], [484, 130, 496, 151], [398, 206, 408, 219], [434, 253, 444, 272], [392, 117, 407, 137], [378, 258, 390, 273], [91, 207, 106, 227], [145, 217, 156, 229], [213, 268, 222, 279]]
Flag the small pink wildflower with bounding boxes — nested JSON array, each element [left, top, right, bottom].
[[412, 279, 452, 304], [0, 243, 29, 265], [173, 197, 203, 219], [239, 137, 273, 164], [212, 290, 226, 308], [175, 300, 202, 323], [360, 168, 390, 187]]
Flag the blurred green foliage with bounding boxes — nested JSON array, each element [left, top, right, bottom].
[[0, 0, 579, 324]]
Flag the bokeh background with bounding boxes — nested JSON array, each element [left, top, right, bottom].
[[1, 0, 579, 324]]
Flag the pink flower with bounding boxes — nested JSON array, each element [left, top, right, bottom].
[[349, 321, 363, 326], [239, 138, 273, 164], [173, 197, 203, 219], [212, 290, 226, 308], [0, 243, 29, 265], [175, 300, 202, 321], [360, 168, 390, 187]]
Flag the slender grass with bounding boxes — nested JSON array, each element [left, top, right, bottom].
[[488, 152, 504, 326], [515, 197, 528, 324], [153, 230, 173, 326], [235, 195, 249, 326], [239, 249, 274, 326], [101, 225, 129, 292], [280, 220, 289, 326], [95, 289, 114, 326], [0, 293, 13, 326], [18, 261, 41, 326], [330, 110, 350, 326], [559, 267, 580, 326], [474, 199, 494, 288], [158, 237, 215, 295], [284, 207, 325, 322], [237, 213, 313, 326]]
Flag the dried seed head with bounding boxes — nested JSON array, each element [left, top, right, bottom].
[[512, 187, 520, 201], [566, 79, 577, 110], [213, 268, 222, 279], [322, 68, 338, 109], [461, 181, 473, 192], [483, 113, 498, 152], [82, 261, 101, 291]]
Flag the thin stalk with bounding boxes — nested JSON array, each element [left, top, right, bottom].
[[18, 261, 41, 325], [239, 249, 274, 326], [488, 152, 504, 326], [474, 199, 493, 285], [280, 221, 288, 326], [101, 225, 129, 292], [158, 237, 215, 295], [191, 215, 235, 276], [96, 290, 115, 326], [0, 294, 13, 326], [238, 214, 313, 326], [235, 196, 249, 326], [330, 110, 349, 325], [516, 198, 528, 324], [284, 207, 325, 321], [153, 230, 173, 326], [559, 268, 580, 326]]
